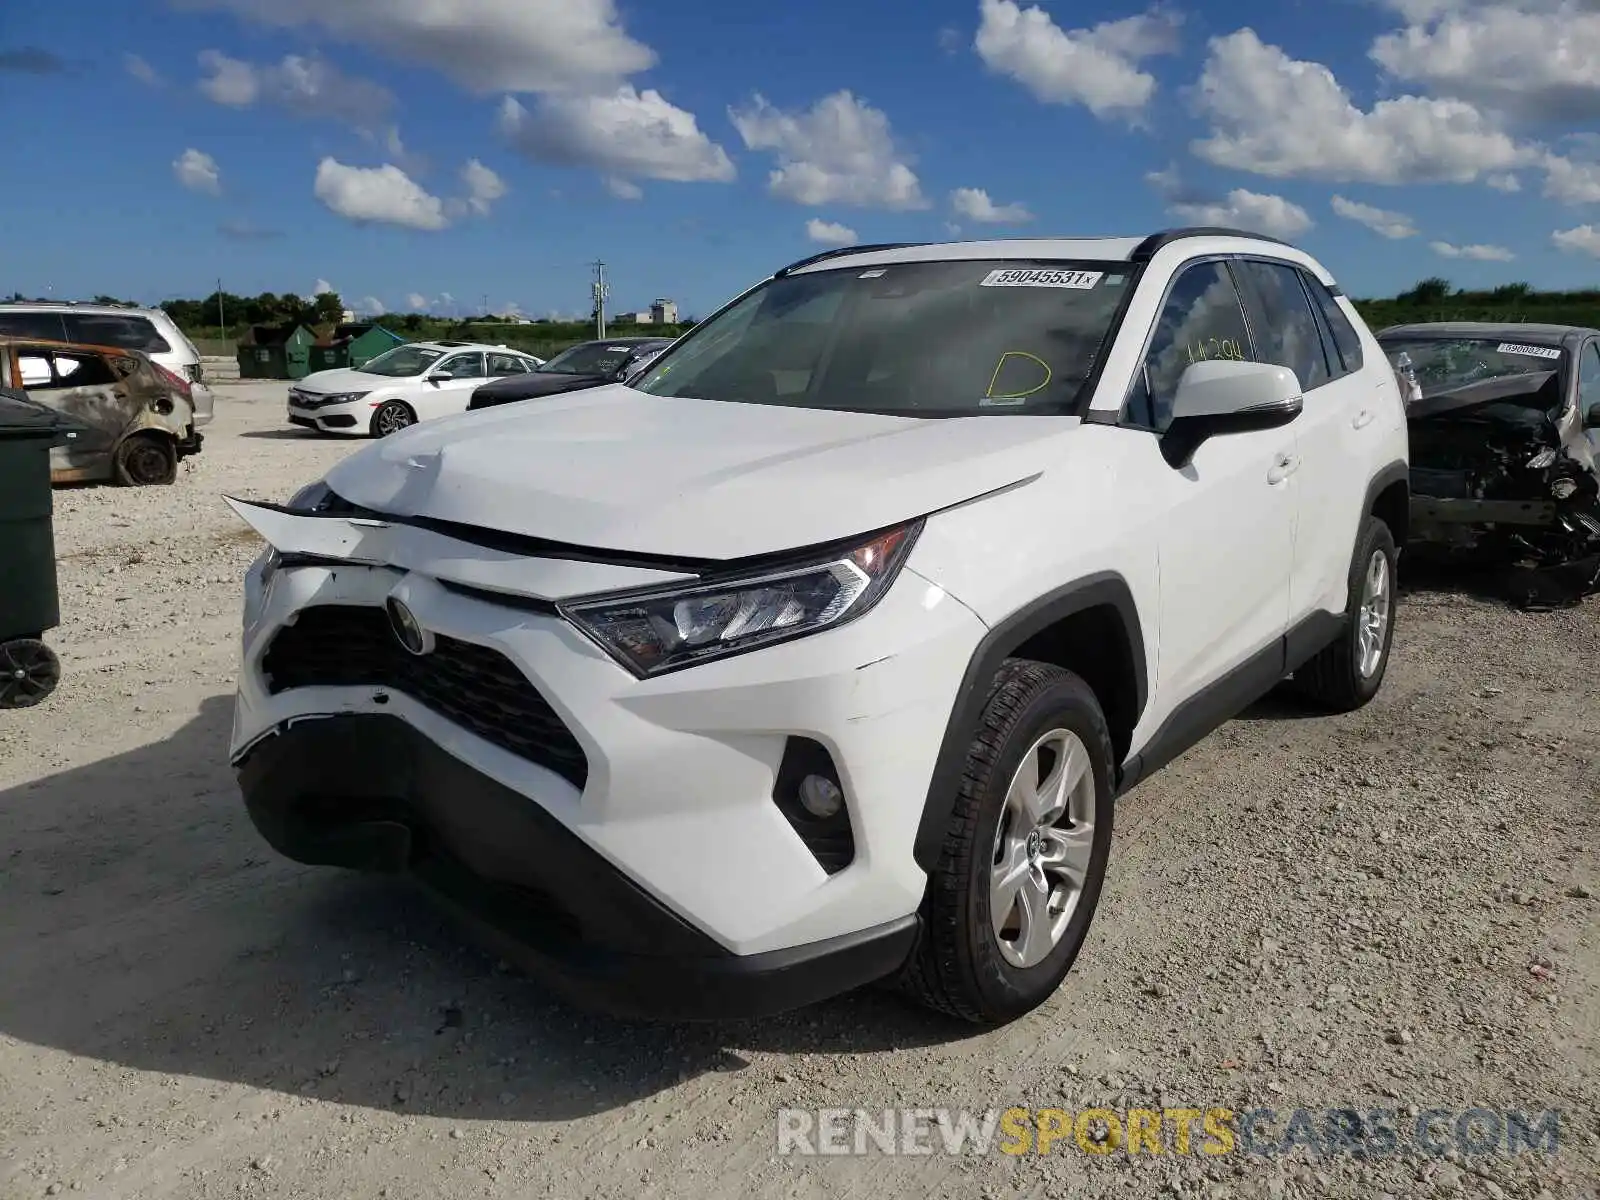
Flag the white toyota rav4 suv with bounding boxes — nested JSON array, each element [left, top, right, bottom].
[[286, 341, 545, 437], [228, 229, 1409, 1026]]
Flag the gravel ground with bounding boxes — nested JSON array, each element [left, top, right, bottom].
[[1, 383, 1596, 1200]]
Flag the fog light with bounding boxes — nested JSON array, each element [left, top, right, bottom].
[[798, 773, 844, 819]]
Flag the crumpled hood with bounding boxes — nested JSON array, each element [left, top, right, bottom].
[[324, 385, 1070, 560], [1408, 369, 1558, 421]]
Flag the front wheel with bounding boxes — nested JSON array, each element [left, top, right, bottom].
[[369, 400, 416, 437], [898, 659, 1115, 1025], [1292, 516, 1398, 711]]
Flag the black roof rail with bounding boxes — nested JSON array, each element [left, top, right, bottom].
[[1130, 226, 1296, 262], [774, 242, 924, 277]]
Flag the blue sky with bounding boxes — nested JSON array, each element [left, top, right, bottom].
[[2, 0, 1598, 318]]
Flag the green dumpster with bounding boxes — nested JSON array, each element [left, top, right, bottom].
[[0, 390, 78, 707]]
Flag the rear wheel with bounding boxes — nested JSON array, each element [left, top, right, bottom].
[[898, 659, 1115, 1025], [112, 433, 178, 486], [370, 401, 415, 437], [1292, 516, 1398, 711]]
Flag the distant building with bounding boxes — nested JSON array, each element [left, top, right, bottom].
[[651, 298, 679, 324]]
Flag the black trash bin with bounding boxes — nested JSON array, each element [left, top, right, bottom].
[[0, 389, 80, 708]]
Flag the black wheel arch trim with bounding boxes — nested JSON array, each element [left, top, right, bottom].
[[912, 571, 1147, 873], [1363, 459, 1410, 534]]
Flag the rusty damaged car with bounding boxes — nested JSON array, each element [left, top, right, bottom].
[[0, 336, 203, 485], [1377, 322, 1600, 608]]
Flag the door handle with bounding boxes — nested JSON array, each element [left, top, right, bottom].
[[1352, 408, 1376, 430], [1266, 453, 1300, 485]]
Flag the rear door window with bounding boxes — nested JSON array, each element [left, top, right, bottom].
[[1233, 260, 1332, 392], [1302, 277, 1364, 375], [487, 353, 529, 376], [19, 348, 119, 390], [63, 313, 171, 354]]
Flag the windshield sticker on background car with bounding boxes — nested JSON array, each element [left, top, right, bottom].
[[1497, 342, 1561, 359], [858, 269, 887, 279], [979, 268, 1103, 289]]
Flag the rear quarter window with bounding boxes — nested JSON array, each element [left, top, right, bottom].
[[62, 313, 172, 354]]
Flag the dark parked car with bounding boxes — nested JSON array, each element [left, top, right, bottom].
[[466, 337, 673, 411], [1377, 321, 1600, 607]]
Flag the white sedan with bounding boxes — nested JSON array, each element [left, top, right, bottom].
[[286, 341, 546, 437]]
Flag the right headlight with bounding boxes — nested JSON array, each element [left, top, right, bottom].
[[562, 522, 921, 677]]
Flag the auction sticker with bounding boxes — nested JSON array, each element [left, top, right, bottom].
[[1497, 342, 1561, 359], [980, 268, 1102, 289]]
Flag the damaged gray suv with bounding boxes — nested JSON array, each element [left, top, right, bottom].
[[1380, 322, 1600, 607]]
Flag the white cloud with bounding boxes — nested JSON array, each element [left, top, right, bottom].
[[125, 53, 161, 86], [1430, 240, 1515, 260], [173, 148, 221, 195], [974, 0, 1182, 122], [1371, 1, 1600, 123], [730, 90, 927, 210], [1166, 187, 1313, 238], [177, 0, 655, 94], [1191, 28, 1534, 184], [311, 279, 335, 296], [1552, 225, 1600, 255], [499, 88, 734, 182], [950, 186, 1034, 224], [407, 292, 428, 310], [1330, 195, 1418, 238], [805, 219, 858, 246], [357, 295, 384, 315], [460, 158, 508, 216], [197, 49, 394, 129], [1486, 172, 1521, 192], [604, 176, 643, 200], [313, 158, 449, 230], [1542, 152, 1600, 203]]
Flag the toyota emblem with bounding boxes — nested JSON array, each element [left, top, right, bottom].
[[385, 596, 431, 656]]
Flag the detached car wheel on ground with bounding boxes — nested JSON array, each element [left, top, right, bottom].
[[227, 228, 1410, 1025]]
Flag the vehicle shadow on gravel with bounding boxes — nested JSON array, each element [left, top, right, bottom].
[[0, 696, 978, 1125], [237, 429, 325, 440]]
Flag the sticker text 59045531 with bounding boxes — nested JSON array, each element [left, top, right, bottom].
[[980, 268, 1103, 289], [1497, 342, 1562, 360]]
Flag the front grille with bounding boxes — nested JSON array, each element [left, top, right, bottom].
[[261, 605, 588, 789]]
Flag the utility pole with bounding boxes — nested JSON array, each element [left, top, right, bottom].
[[217, 277, 225, 334], [590, 259, 609, 340]]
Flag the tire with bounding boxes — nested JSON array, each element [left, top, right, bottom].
[[112, 434, 178, 486], [1292, 516, 1398, 712], [369, 400, 416, 437], [0, 638, 60, 708], [899, 659, 1116, 1025]]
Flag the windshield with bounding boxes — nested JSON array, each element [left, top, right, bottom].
[[1382, 337, 1563, 399], [358, 344, 444, 377], [539, 342, 641, 376], [631, 260, 1130, 416]]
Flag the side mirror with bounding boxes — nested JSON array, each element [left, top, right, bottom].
[[1586, 401, 1600, 427], [1161, 360, 1304, 468], [426, 372, 450, 384]]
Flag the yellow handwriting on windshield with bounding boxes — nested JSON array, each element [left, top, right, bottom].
[[986, 350, 1053, 399]]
